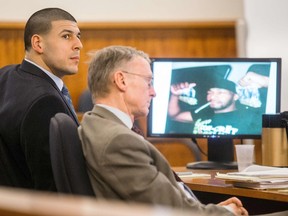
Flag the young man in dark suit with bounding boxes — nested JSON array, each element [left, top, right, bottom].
[[0, 8, 82, 191], [78, 45, 248, 215]]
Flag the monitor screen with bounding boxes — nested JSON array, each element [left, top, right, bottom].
[[147, 58, 281, 169]]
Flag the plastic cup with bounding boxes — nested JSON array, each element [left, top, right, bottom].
[[235, 144, 255, 172]]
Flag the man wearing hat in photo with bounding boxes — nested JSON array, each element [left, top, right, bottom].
[[168, 76, 251, 135], [207, 77, 239, 113]]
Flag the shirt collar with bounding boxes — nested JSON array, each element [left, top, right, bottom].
[[24, 59, 63, 91], [96, 104, 133, 129]]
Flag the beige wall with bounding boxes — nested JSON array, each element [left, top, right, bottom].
[[244, 0, 288, 111], [0, 0, 243, 21]]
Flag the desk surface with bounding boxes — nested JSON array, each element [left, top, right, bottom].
[[173, 167, 288, 203]]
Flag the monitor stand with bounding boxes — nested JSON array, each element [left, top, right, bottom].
[[186, 138, 238, 170]]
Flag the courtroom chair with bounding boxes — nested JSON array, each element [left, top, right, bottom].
[[78, 89, 93, 112], [49, 113, 95, 197]]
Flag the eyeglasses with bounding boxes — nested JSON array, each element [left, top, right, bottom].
[[122, 70, 153, 88]]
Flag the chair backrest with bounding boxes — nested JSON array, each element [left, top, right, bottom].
[[49, 113, 95, 197], [78, 89, 93, 112]]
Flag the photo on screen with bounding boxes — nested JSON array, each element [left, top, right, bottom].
[[149, 58, 280, 139]]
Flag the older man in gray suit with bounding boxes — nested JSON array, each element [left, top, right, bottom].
[[78, 45, 248, 216]]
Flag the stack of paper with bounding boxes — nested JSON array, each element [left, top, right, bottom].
[[215, 165, 288, 189], [176, 172, 211, 179]]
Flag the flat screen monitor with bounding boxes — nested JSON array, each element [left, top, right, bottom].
[[147, 58, 281, 169]]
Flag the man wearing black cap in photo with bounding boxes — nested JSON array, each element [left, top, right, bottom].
[[196, 78, 246, 135], [168, 77, 251, 135], [207, 78, 239, 114]]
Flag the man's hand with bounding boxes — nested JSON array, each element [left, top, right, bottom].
[[218, 197, 249, 216], [170, 82, 196, 95], [238, 71, 269, 88]]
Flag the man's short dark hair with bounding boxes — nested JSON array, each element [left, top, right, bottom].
[[24, 8, 77, 51]]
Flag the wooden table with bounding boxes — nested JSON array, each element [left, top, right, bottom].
[[173, 167, 288, 215]]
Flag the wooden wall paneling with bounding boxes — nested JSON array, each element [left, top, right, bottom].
[[0, 22, 237, 165], [0, 22, 237, 109], [65, 22, 237, 109], [0, 29, 24, 66]]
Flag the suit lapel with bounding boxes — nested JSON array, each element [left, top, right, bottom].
[[19, 60, 79, 125]]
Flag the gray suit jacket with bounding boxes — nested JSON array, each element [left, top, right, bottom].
[[78, 106, 233, 215]]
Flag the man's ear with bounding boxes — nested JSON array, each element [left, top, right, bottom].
[[31, 34, 44, 53], [113, 71, 127, 92]]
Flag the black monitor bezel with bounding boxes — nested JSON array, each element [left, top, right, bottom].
[[147, 57, 282, 140]]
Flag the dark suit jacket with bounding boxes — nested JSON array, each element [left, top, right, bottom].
[[78, 106, 232, 215], [0, 60, 78, 191]]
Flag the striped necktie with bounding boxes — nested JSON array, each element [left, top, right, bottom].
[[131, 124, 145, 137], [61, 85, 76, 113]]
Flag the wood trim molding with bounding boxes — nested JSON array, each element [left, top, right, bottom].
[[0, 21, 236, 30]]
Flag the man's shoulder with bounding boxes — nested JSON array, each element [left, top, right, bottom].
[[0, 63, 19, 70], [0, 64, 20, 75]]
